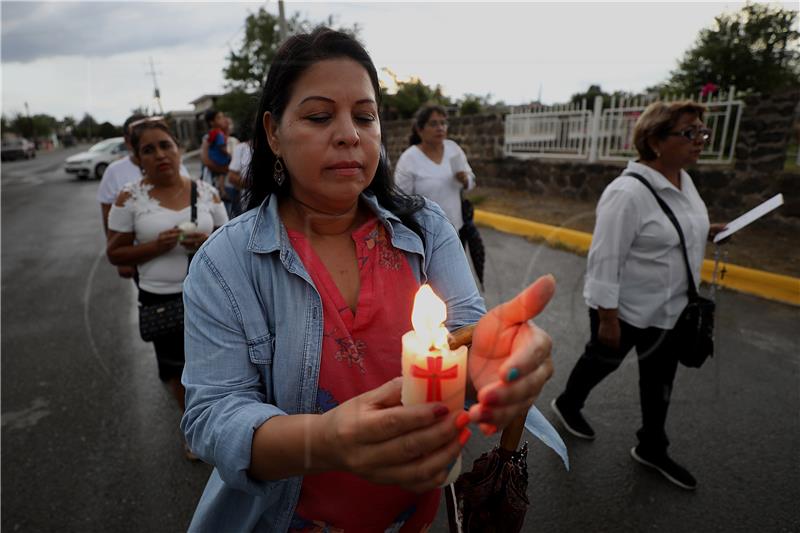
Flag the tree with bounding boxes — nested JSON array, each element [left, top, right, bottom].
[[97, 121, 121, 139], [73, 113, 99, 140], [458, 93, 495, 116], [380, 78, 452, 120], [665, 3, 799, 95], [570, 85, 635, 108], [5, 113, 59, 138], [223, 7, 358, 91], [215, 89, 260, 139]]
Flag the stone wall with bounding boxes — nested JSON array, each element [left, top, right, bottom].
[[383, 113, 504, 167], [734, 89, 800, 175], [382, 89, 800, 227]]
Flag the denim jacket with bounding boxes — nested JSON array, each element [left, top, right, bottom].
[[181, 192, 485, 532]]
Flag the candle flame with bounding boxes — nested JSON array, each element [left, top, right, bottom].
[[411, 285, 449, 350]]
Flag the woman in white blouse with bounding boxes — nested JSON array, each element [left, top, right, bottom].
[[106, 119, 228, 455], [551, 101, 726, 491], [394, 104, 475, 235]]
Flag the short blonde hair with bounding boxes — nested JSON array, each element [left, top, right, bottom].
[[633, 100, 706, 161]]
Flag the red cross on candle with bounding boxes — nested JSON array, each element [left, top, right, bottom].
[[411, 355, 458, 402]]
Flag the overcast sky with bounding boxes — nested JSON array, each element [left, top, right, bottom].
[[1, 1, 795, 125]]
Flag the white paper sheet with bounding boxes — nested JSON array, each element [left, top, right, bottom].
[[714, 193, 784, 243]]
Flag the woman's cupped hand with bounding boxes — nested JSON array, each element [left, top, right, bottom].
[[319, 377, 470, 493], [180, 231, 210, 252], [468, 274, 555, 434], [155, 228, 182, 253]]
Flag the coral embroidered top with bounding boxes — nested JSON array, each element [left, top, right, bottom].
[[287, 217, 440, 532]]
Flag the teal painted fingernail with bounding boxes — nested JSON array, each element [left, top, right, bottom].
[[507, 368, 520, 382], [446, 461, 456, 472]]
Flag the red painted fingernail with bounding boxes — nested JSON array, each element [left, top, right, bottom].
[[433, 405, 449, 418], [483, 391, 499, 406], [482, 424, 498, 436], [455, 411, 470, 429], [478, 408, 493, 423], [459, 428, 472, 446]]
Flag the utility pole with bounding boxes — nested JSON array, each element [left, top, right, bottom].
[[146, 57, 165, 115], [278, 0, 288, 43]]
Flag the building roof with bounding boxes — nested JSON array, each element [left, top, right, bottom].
[[189, 94, 222, 106]]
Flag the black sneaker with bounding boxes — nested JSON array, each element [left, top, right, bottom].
[[550, 397, 595, 440], [630, 446, 697, 490]]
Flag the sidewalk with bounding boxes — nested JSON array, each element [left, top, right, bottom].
[[468, 186, 800, 305]]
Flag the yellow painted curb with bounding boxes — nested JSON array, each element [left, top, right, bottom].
[[475, 209, 800, 306]]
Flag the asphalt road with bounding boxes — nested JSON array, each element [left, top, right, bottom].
[[2, 148, 798, 532]]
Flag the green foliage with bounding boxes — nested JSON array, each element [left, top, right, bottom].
[[569, 85, 636, 108], [72, 113, 99, 139], [223, 7, 358, 91], [458, 94, 493, 116], [97, 121, 121, 139], [215, 89, 260, 139], [3, 113, 60, 138], [381, 79, 452, 119], [665, 3, 800, 94]]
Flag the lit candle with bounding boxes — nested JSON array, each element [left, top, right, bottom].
[[401, 285, 468, 484]]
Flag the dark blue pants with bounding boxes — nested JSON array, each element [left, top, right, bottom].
[[560, 308, 680, 454]]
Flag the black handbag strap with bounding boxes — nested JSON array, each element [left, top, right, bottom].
[[190, 180, 198, 223], [623, 172, 699, 298], [187, 180, 198, 270]]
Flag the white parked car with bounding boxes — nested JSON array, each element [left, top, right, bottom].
[[65, 137, 127, 180]]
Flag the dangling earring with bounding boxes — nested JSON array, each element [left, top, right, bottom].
[[654, 150, 661, 159], [274, 158, 285, 186]]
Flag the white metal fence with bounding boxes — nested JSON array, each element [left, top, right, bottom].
[[504, 87, 744, 164]]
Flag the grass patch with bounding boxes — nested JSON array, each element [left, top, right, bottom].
[[465, 192, 488, 206]]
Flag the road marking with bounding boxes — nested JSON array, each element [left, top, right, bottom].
[[2, 398, 51, 430], [21, 176, 44, 186], [82, 247, 113, 378]]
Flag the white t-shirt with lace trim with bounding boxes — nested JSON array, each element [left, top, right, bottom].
[[108, 180, 228, 294]]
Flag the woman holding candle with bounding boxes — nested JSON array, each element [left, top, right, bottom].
[[105, 119, 227, 457], [181, 28, 554, 532]]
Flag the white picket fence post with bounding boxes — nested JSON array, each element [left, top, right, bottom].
[[505, 87, 744, 165], [587, 95, 603, 163]]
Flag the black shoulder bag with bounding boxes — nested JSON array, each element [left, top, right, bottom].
[[138, 181, 197, 343], [625, 172, 715, 368]]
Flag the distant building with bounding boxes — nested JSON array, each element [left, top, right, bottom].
[[169, 94, 222, 150], [189, 94, 221, 114], [170, 110, 201, 150]]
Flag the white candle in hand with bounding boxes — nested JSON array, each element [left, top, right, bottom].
[[401, 284, 468, 485]]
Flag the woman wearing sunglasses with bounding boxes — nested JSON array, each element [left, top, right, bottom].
[[106, 120, 228, 458], [551, 101, 726, 491], [394, 104, 475, 235]]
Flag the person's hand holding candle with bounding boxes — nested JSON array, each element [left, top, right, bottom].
[[468, 274, 556, 434]]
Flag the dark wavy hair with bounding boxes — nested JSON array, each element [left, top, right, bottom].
[[123, 113, 146, 141], [243, 27, 424, 236], [408, 103, 448, 145]]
